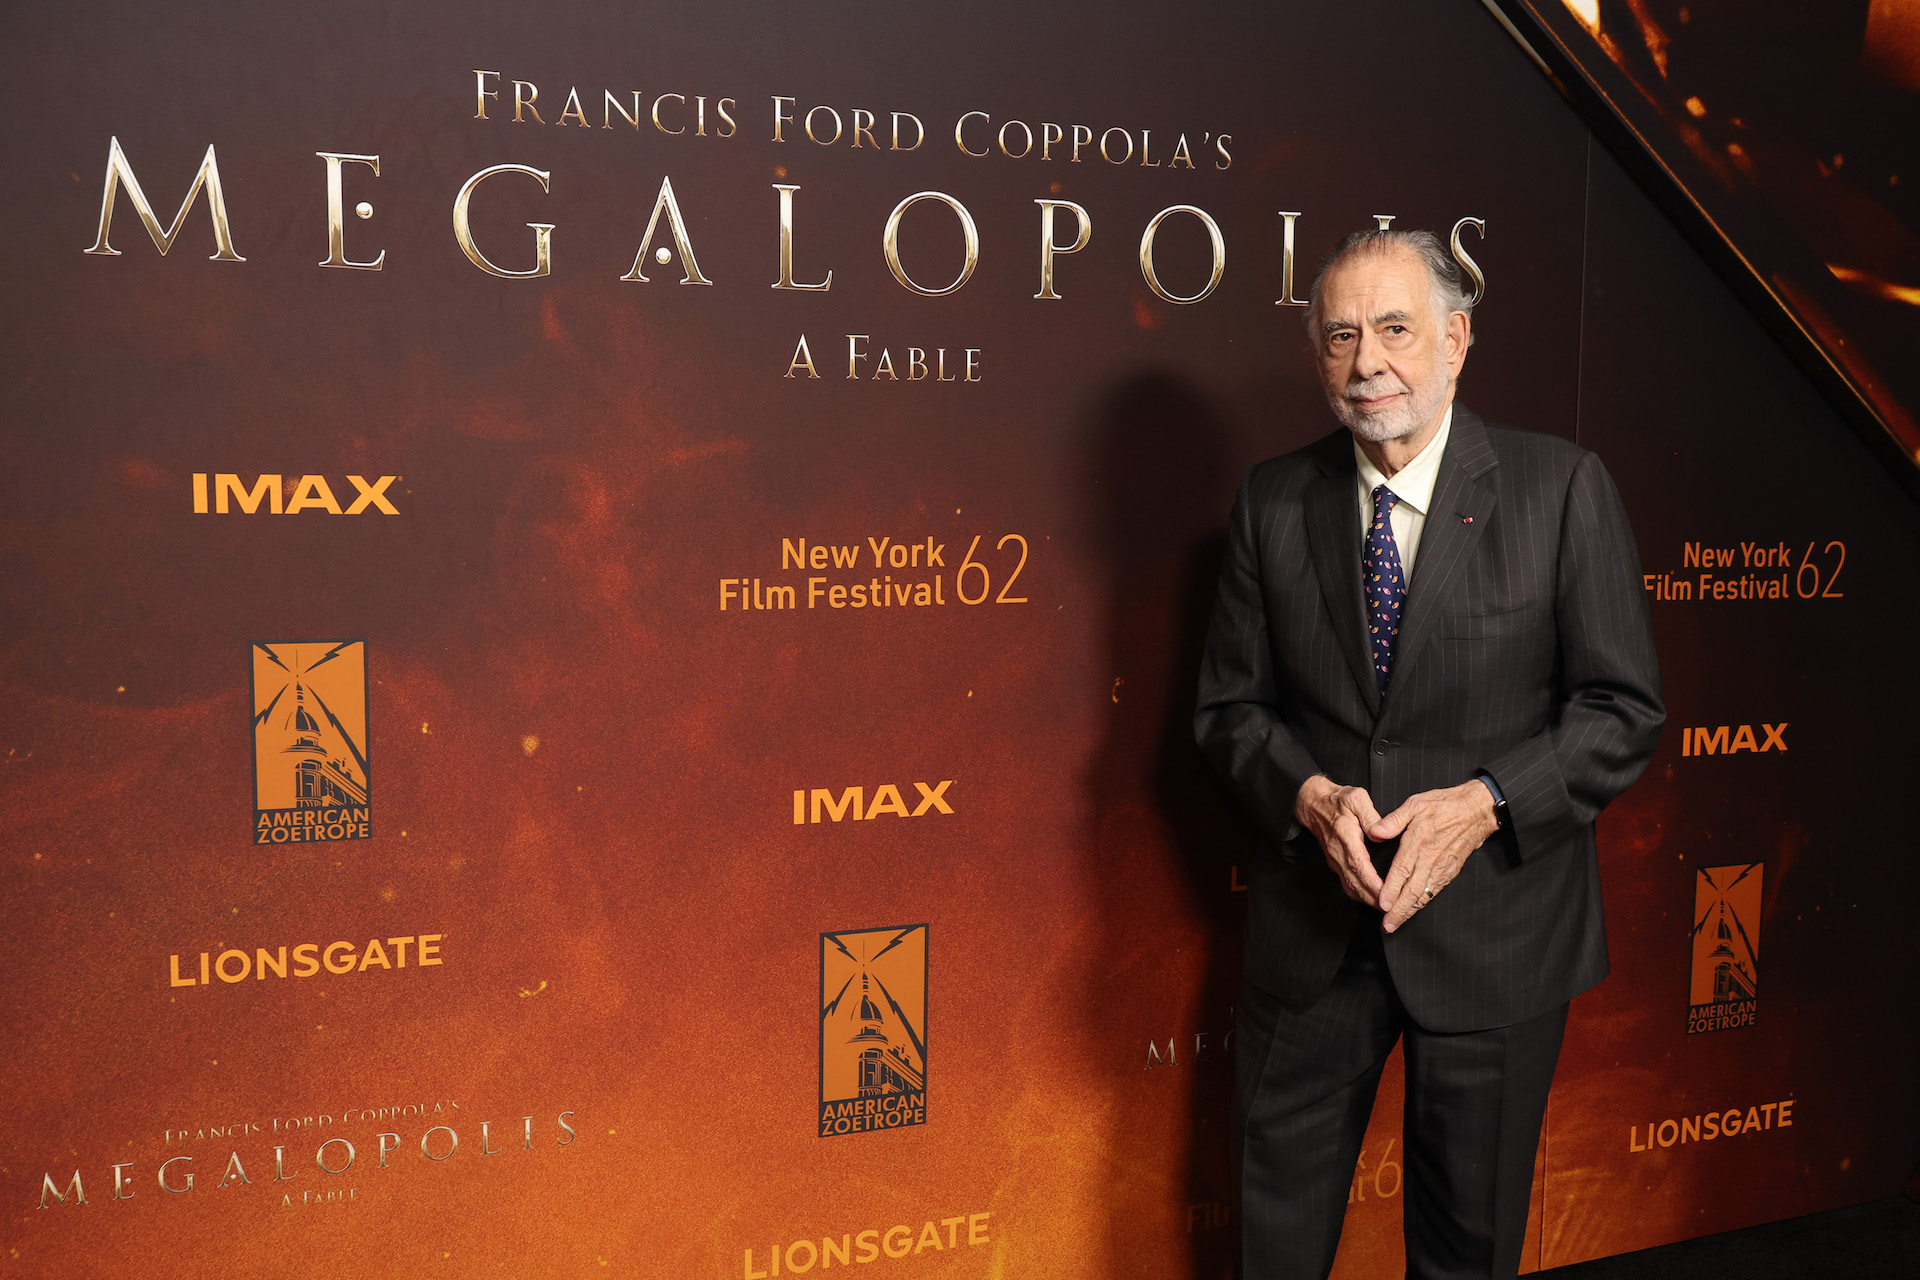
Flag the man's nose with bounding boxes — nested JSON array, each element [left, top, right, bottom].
[[1351, 327, 1389, 378]]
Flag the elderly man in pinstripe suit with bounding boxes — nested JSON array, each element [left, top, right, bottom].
[[1196, 229, 1664, 1280]]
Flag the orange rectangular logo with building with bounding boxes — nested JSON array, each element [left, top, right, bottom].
[[250, 640, 371, 845], [820, 924, 927, 1137], [1688, 863, 1761, 1034]]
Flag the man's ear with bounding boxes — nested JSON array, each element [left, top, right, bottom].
[[1446, 310, 1472, 373]]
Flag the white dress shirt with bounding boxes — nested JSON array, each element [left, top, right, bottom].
[[1354, 404, 1453, 579]]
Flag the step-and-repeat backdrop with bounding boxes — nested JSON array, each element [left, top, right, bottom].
[[4, 2, 1915, 1276]]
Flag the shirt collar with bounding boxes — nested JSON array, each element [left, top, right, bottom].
[[1354, 403, 1453, 515]]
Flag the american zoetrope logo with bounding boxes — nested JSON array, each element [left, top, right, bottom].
[[250, 641, 370, 845], [1688, 864, 1761, 1034], [819, 925, 926, 1137]]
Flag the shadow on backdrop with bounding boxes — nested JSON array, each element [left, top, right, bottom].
[[1079, 371, 1257, 1280]]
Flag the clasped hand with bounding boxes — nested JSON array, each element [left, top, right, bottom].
[[1292, 775, 1500, 933]]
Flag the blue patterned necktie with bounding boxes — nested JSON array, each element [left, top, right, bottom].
[[1365, 485, 1406, 693]]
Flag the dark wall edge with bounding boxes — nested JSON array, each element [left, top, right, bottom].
[[1476, 0, 1920, 506]]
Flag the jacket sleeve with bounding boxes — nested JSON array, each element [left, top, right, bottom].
[[1194, 469, 1326, 849], [1482, 451, 1665, 859]]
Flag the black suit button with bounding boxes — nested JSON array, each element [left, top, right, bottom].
[[1374, 739, 1389, 756]]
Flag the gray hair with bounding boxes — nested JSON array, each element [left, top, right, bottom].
[[1304, 228, 1475, 345]]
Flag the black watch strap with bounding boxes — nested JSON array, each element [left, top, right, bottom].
[[1477, 771, 1511, 831]]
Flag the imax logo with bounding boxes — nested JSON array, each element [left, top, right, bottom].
[[792, 782, 954, 824], [1680, 723, 1787, 756], [192, 473, 399, 515]]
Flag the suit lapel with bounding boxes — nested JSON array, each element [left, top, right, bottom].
[[1388, 407, 1499, 699], [1301, 434, 1382, 716]]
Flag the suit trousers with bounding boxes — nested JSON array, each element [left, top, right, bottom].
[[1235, 920, 1568, 1280]]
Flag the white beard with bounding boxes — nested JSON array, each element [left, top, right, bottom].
[[1329, 364, 1452, 444]]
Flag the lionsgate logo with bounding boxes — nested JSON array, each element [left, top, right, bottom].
[[1688, 864, 1761, 1035], [251, 641, 371, 845], [819, 925, 926, 1137]]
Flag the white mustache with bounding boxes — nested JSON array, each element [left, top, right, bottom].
[[1343, 377, 1410, 406]]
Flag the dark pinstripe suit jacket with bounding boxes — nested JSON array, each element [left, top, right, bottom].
[[1195, 407, 1664, 1033]]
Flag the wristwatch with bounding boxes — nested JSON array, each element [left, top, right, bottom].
[[1476, 771, 1511, 832]]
